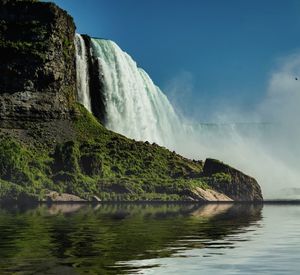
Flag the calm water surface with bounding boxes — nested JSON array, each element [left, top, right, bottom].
[[0, 203, 299, 274]]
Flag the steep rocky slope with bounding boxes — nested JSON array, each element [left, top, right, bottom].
[[0, 0, 76, 126], [0, 1, 263, 202]]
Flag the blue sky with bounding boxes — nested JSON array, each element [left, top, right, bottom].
[[50, 0, 300, 121]]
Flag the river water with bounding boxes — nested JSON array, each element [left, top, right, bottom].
[[0, 203, 299, 274]]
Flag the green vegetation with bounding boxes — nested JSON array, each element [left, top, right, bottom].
[[0, 39, 48, 61], [210, 172, 232, 184], [0, 104, 212, 202], [0, 180, 34, 202], [0, 204, 262, 274], [62, 37, 73, 60], [0, 0, 261, 202]]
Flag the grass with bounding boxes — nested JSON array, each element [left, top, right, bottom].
[[0, 104, 210, 202]]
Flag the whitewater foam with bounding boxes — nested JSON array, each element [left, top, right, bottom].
[[74, 34, 300, 199], [89, 38, 183, 149], [75, 34, 92, 112]]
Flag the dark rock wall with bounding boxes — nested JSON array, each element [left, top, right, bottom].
[[81, 34, 107, 124], [0, 1, 264, 202], [0, 1, 76, 125], [203, 158, 263, 201]]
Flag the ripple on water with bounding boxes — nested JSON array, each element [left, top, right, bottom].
[[0, 203, 299, 274]]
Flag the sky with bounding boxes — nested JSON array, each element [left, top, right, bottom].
[[49, 0, 300, 121]]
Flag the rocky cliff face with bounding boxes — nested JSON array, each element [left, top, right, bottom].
[[203, 158, 263, 201], [0, 1, 263, 202], [0, 1, 76, 127], [81, 35, 107, 124]]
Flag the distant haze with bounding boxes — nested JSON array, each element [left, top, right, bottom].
[[178, 53, 300, 199], [76, 33, 300, 199]]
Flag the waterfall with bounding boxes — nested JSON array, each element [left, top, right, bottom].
[[74, 34, 185, 149], [74, 34, 300, 198], [89, 38, 183, 148], [75, 34, 92, 112]]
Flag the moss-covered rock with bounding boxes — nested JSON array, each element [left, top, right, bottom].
[[0, 180, 38, 203], [0, 105, 263, 202], [0, 0, 76, 126], [203, 158, 263, 201], [0, 1, 263, 202]]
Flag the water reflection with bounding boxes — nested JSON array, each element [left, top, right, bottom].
[[0, 203, 262, 274]]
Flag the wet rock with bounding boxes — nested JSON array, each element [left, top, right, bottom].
[[92, 195, 101, 202], [181, 187, 232, 201], [192, 187, 233, 201], [44, 191, 86, 202]]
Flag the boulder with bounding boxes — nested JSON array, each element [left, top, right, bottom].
[[44, 191, 86, 202], [203, 158, 263, 201], [182, 186, 233, 201], [92, 195, 101, 202]]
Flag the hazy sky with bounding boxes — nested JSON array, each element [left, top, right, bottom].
[[49, 0, 300, 121]]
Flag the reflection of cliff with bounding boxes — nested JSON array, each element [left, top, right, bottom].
[[0, 203, 262, 274], [191, 204, 233, 218]]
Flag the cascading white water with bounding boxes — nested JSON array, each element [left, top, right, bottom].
[[89, 38, 184, 149], [74, 34, 300, 199], [75, 34, 92, 112]]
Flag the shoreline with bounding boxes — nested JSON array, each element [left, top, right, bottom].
[[1, 200, 300, 206]]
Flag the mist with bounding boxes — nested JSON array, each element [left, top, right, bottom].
[[167, 53, 300, 199], [87, 36, 300, 199]]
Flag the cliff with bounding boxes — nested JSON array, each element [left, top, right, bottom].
[[0, 0, 76, 126], [0, 1, 263, 202]]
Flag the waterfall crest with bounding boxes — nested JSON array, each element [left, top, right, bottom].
[[75, 34, 92, 112]]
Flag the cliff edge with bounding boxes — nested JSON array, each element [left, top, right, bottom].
[[0, 1, 263, 202], [0, 0, 76, 126]]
